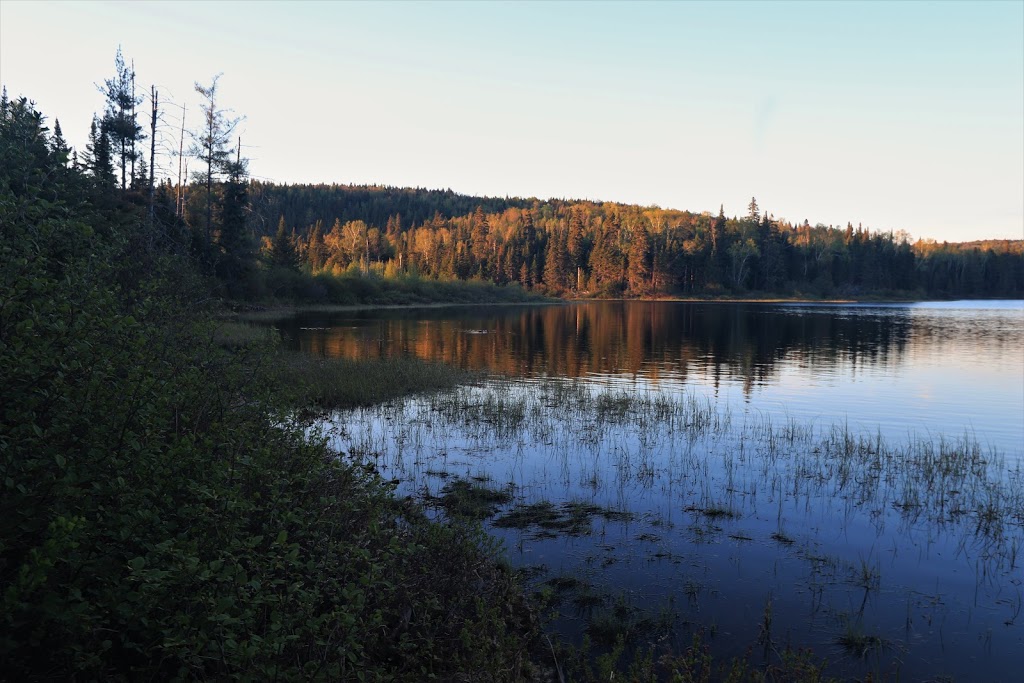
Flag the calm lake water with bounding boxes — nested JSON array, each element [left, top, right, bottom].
[[277, 300, 1024, 681], [280, 300, 1024, 455]]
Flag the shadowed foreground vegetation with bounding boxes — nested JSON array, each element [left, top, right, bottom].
[[276, 351, 478, 411], [1, 94, 544, 682]]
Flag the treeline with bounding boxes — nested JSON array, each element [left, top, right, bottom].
[[234, 184, 1023, 300], [22, 44, 1024, 303]]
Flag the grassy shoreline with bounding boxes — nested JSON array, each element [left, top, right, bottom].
[[230, 293, 1020, 323]]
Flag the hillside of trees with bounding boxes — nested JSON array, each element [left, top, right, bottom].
[[10, 46, 1024, 308], [230, 183, 1022, 300]]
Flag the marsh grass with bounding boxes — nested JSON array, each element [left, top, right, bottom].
[[687, 503, 739, 520], [368, 379, 1024, 561], [213, 319, 279, 347], [836, 624, 888, 660], [771, 531, 796, 545], [584, 595, 670, 647], [278, 352, 477, 410], [494, 500, 634, 536], [426, 478, 514, 520], [328, 376, 1024, 679]]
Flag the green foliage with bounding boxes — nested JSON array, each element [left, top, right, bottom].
[[1, 93, 540, 681], [276, 353, 476, 411]]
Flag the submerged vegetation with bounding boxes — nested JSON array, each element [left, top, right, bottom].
[[334, 378, 1024, 680]]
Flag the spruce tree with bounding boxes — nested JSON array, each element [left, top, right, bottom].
[[217, 156, 250, 283], [83, 115, 115, 189], [189, 75, 242, 245], [99, 47, 143, 191], [271, 216, 297, 269], [544, 229, 568, 292], [50, 119, 71, 165], [627, 225, 651, 295]]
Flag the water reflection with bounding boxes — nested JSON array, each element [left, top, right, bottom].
[[282, 302, 918, 388], [277, 301, 1023, 453]]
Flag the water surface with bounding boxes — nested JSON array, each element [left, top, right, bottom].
[[276, 300, 1024, 680], [279, 300, 1024, 454]]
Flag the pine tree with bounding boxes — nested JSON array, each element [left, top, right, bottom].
[[271, 216, 297, 269], [217, 156, 250, 281], [83, 115, 115, 189], [99, 47, 143, 191], [189, 74, 242, 244]]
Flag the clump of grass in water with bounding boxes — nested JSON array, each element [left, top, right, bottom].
[[427, 478, 514, 520], [544, 575, 583, 592], [771, 531, 796, 545], [685, 502, 739, 520], [494, 499, 635, 536], [836, 624, 887, 659]]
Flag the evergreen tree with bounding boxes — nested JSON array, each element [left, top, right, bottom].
[[217, 156, 251, 282], [50, 119, 71, 165], [271, 216, 297, 269], [83, 115, 115, 189], [470, 205, 490, 275], [747, 196, 760, 223], [189, 74, 242, 244], [544, 229, 568, 291], [307, 220, 327, 271], [99, 47, 143, 191]]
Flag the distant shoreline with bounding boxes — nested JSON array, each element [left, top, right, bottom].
[[232, 295, 1023, 320]]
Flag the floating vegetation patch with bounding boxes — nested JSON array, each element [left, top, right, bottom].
[[494, 500, 635, 536], [771, 531, 796, 545], [426, 478, 513, 520], [685, 503, 739, 520], [836, 625, 889, 660]]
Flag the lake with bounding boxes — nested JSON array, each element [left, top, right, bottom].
[[278, 300, 1024, 680]]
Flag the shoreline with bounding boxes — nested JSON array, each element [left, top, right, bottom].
[[231, 295, 1022, 320]]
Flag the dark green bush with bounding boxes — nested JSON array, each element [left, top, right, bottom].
[[1, 94, 539, 682]]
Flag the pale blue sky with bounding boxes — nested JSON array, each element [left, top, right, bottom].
[[2, 0, 1022, 241]]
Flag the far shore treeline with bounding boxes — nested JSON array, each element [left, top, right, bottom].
[[237, 183, 1024, 301], [14, 49, 1018, 307]]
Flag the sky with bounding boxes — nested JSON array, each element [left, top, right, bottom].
[[1, 0, 1022, 242]]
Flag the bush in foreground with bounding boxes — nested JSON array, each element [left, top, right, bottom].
[[1, 95, 539, 681]]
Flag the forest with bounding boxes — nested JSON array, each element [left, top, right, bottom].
[[235, 182, 1023, 300], [27, 49, 1023, 304]]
